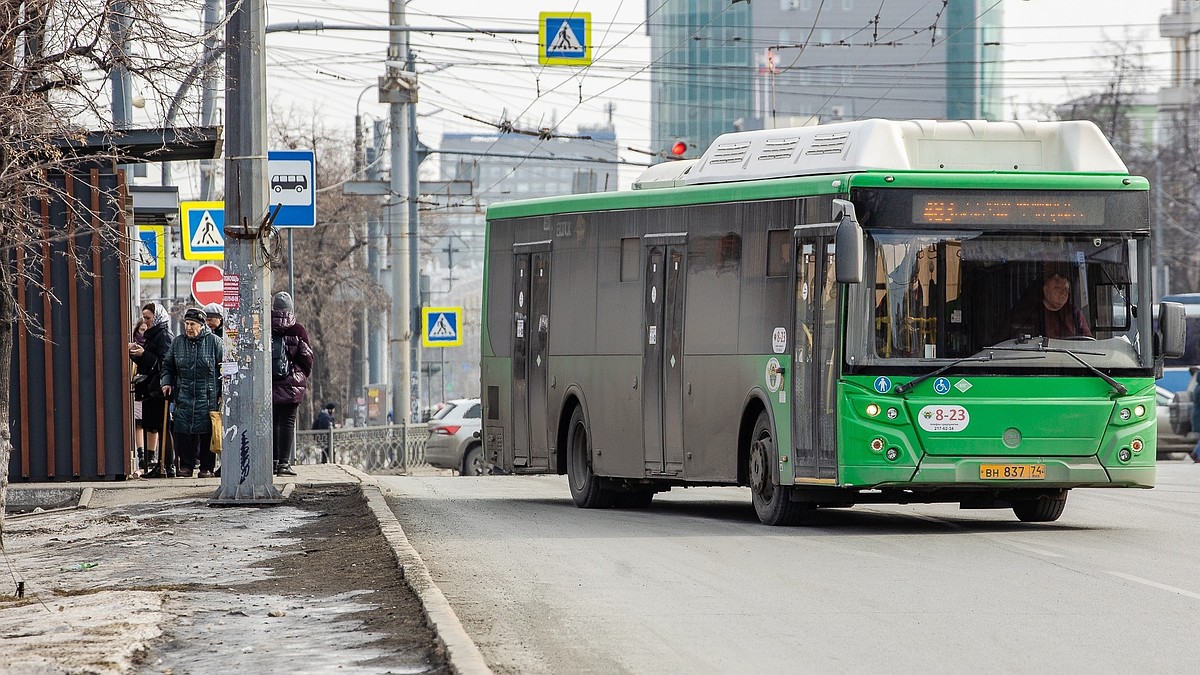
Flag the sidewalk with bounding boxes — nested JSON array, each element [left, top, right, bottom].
[[0, 465, 487, 674]]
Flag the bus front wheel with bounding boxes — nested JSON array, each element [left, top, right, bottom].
[[749, 410, 806, 526], [566, 407, 613, 508], [1011, 490, 1068, 522]]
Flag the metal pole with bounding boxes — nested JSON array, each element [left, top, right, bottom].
[[387, 0, 413, 425], [108, 1, 132, 130], [407, 47, 422, 424], [199, 0, 221, 201], [212, 0, 282, 504]]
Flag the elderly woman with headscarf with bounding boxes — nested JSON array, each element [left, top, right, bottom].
[[129, 302, 173, 475], [162, 307, 223, 478]]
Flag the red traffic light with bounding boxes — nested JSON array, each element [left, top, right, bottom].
[[670, 140, 688, 157]]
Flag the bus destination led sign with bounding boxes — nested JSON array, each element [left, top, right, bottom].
[[913, 194, 1104, 226]]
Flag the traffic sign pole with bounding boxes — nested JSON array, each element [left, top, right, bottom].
[[211, 0, 281, 506]]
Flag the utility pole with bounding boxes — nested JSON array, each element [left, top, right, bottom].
[[385, 0, 414, 424], [212, 0, 282, 504], [199, 0, 221, 201]]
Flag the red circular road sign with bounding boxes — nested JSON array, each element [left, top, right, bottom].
[[191, 263, 224, 306]]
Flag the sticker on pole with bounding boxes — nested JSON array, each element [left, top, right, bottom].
[[422, 306, 463, 347]]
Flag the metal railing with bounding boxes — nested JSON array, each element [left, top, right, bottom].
[[294, 424, 429, 475]]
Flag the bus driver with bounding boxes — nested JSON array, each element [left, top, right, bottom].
[[1012, 270, 1092, 339]]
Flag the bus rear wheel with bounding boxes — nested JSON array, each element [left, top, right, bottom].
[[1012, 490, 1068, 522], [749, 410, 806, 526], [566, 407, 613, 508]]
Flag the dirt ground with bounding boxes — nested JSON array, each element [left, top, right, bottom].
[[0, 484, 452, 674]]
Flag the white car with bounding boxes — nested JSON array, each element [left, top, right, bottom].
[[423, 398, 485, 475]]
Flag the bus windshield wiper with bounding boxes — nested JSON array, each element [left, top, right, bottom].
[[893, 352, 1047, 395], [988, 344, 1128, 396], [894, 353, 996, 395]]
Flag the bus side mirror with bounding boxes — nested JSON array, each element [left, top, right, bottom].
[[1158, 301, 1186, 359], [833, 199, 863, 284]]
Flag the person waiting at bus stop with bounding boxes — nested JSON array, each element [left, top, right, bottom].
[[1011, 267, 1092, 340], [161, 307, 223, 478]]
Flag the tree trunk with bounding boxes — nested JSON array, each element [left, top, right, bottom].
[[0, 248, 15, 545]]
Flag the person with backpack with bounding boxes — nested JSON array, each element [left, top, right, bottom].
[[271, 291, 314, 476]]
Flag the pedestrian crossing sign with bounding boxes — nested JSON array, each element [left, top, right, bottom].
[[180, 200, 225, 261], [539, 12, 591, 66], [422, 306, 463, 347], [136, 225, 165, 279]]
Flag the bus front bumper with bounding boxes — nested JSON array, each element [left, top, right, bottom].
[[905, 455, 1154, 489]]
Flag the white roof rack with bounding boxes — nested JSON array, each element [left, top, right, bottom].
[[632, 119, 1129, 189]]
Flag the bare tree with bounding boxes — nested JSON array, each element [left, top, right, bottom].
[[1, 0, 206, 539], [267, 110, 389, 427]]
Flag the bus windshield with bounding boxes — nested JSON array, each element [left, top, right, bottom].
[[849, 231, 1149, 372]]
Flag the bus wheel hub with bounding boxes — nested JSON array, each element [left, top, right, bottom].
[[749, 439, 771, 494]]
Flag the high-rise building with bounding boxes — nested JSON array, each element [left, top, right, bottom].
[[647, 0, 754, 160], [648, 0, 1003, 157]]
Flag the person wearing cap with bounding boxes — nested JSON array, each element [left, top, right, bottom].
[[312, 402, 337, 431], [271, 291, 314, 476], [161, 307, 223, 478], [202, 302, 224, 337]]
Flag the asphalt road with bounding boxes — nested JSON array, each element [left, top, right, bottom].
[[381, 461, 1200, 674]]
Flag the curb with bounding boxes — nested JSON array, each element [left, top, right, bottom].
[[339, 465, 492, 675]]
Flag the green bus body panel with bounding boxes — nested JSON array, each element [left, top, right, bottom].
[[486, 171, 1148, 222], [837, 376, 1156, 489], [482, 169, 1156, 500]]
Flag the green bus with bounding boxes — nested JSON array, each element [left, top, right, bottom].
[[480, 119, 1186, 525]]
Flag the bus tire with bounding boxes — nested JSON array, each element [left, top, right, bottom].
[[566, 407, 613, 508], [1012, 490, 1068, 522], [749, 410, 806, 526]]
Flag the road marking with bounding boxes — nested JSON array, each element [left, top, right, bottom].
[[1106, 571, 1200, 601]]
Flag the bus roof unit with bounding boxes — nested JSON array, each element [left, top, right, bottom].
[[633, 119, 1129, 190]]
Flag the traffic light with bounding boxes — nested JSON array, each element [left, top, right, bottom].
[[670, 140, 688, 158]]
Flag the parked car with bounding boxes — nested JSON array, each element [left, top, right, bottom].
[[424, 398, 485, 475]]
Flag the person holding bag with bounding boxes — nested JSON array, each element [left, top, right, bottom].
[[161, 307, 223, 478]]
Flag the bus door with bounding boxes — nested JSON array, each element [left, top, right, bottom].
[[792, 236, 839, 481], [642, 234, 687, 475], [512, 242, 553, 470]]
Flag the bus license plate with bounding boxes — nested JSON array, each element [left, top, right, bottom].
[[979, 464, 1045, 480]]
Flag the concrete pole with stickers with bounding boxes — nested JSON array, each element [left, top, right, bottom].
[[211, 0, 282, 504]]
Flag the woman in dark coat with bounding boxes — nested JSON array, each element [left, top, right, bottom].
[[162, 307, 223, 478], [271, 291, 314, 476], [129, 302, 172, 472]]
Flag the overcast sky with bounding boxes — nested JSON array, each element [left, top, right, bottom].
[[151, 1, 1173, 192]]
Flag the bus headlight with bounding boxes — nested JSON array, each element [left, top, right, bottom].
[[885, 447, 900, 461], [1118, 448, 1132, 462], [870, 438, 885, 452], [865, 403, 881, 417], [1134, 405, 1145, 417], [1131, 438, 1143, 453], [1119, 408, 1131, 421]]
